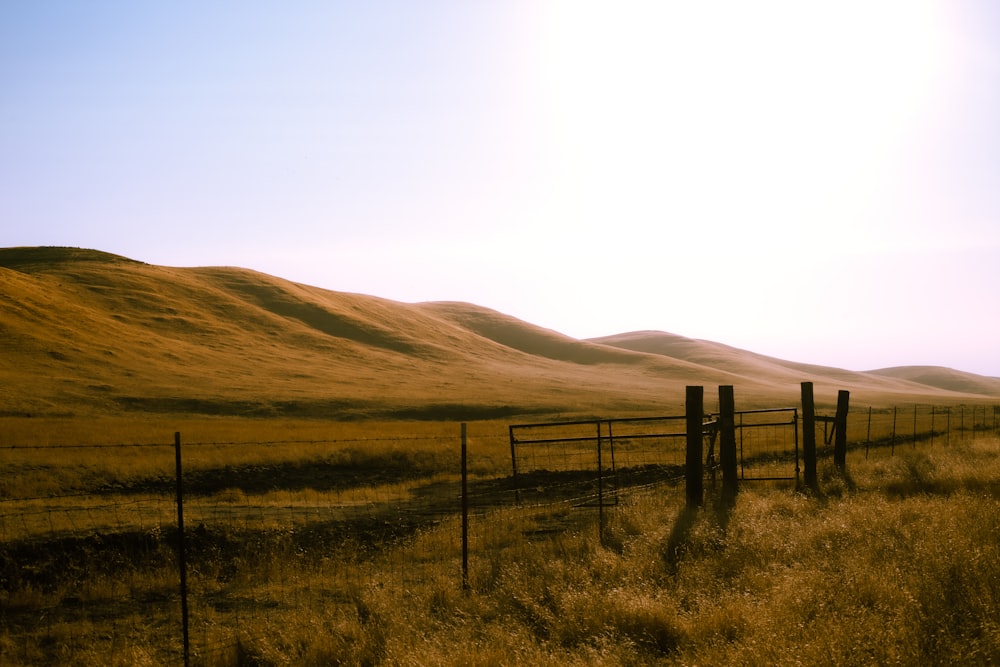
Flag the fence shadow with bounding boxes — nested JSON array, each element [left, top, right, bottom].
[[662, 506, 699, 574], [661, 496, 736, 575]]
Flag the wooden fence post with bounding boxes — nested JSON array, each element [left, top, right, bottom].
[[801, 382, 817, 489], [834, 390, 849, 470], [686, 386, 704, 507], [719, 385, 738, 501]]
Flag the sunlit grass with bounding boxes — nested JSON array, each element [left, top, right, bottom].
[[366, 435, 1000, 665], [183, 435, 1000, 665], [3, 428, 1000, 664], [0, 418, 512, 500]]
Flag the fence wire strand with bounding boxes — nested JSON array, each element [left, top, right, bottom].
[[2, 404, 998, 664]]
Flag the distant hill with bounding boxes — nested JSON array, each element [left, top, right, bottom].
[[868, 366, 1000, 397], [589, 331, 1000, 401], [1, 247, 995, 419]]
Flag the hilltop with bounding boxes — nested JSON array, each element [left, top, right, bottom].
[[1, 247, 997, 419], [589, 331, 1000, 396]]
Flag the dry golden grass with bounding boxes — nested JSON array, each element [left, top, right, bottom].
[[4, 424, 1000, 665], [3, 247, 997, 427], [3, 246, 1000, 664], [351, 436, 1000, 666], [0, 418, 510, 493]]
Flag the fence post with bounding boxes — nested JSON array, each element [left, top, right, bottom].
[[865, 406, 872, 459], [801, 382, 817, 489], [596, 421, 605, 544], [891, 407, 897, 455], [913, 404, 918, 448], [174, 432, 190, 667], [508, 424, 520, 504], [834, 390, 849, 470], [686, 386, 704, 507], [461, 423, 469, 591], [931, 406, 936, 446], [793, 409, 800, 479], [718, 385, 738, 501]]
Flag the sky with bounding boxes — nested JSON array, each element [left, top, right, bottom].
[[3, 1, 999, 376]]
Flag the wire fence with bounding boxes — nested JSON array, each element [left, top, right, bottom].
[[2, 427, 643, 665], [2, 401, 999, 664], [842, 403, 1000, 458]]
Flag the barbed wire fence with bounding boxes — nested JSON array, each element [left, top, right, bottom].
[[2, 397, 999, 664]]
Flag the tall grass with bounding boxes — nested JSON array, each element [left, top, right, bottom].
[[4, 431, 1000, 664], [376, 436, 1000, 665], [174, 435, 1000, 666]]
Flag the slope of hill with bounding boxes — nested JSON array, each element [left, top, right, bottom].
[[1, 247, 995, 419], [868, 366, 1000, 396], [590, 331, 1000, 402]]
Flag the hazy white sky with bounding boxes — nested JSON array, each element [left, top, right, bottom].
[[3, 1, 999, 375]]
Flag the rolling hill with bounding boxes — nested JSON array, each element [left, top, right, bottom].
[[588, 331, 1000, 395], [1, 246, 997, 420]]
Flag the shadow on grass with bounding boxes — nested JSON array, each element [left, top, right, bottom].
[[804, 464, 858, 501], [661, 494, 737, 575], [102, 450, 447, 497]]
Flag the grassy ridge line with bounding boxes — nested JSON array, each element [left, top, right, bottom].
[[0, 247, 731, 418], [4, 246, 997, 423]]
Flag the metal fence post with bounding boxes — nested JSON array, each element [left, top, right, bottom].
[[891, 407, 897, 455], [461, 423, 469, 591], [174, 432, 190, 667], [508, 424, 520, 504], [596, 421, 605, 543], [866, 406, 872, 459]]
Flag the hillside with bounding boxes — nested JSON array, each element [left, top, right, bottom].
[[590, 331, 1000, 401], [1, 247, 995, 419], [868, 365, 1000, 396]]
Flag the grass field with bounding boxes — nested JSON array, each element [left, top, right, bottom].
[[3, 414, 999, 665], [3, 249, 1000, 664]]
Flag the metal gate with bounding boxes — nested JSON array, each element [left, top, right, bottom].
[[727, 407, 799, 481], [508, 413, 721, 506], [508, 408, 799, 501]]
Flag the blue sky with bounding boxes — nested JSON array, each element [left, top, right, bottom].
[[3, 1, 999, 376]]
